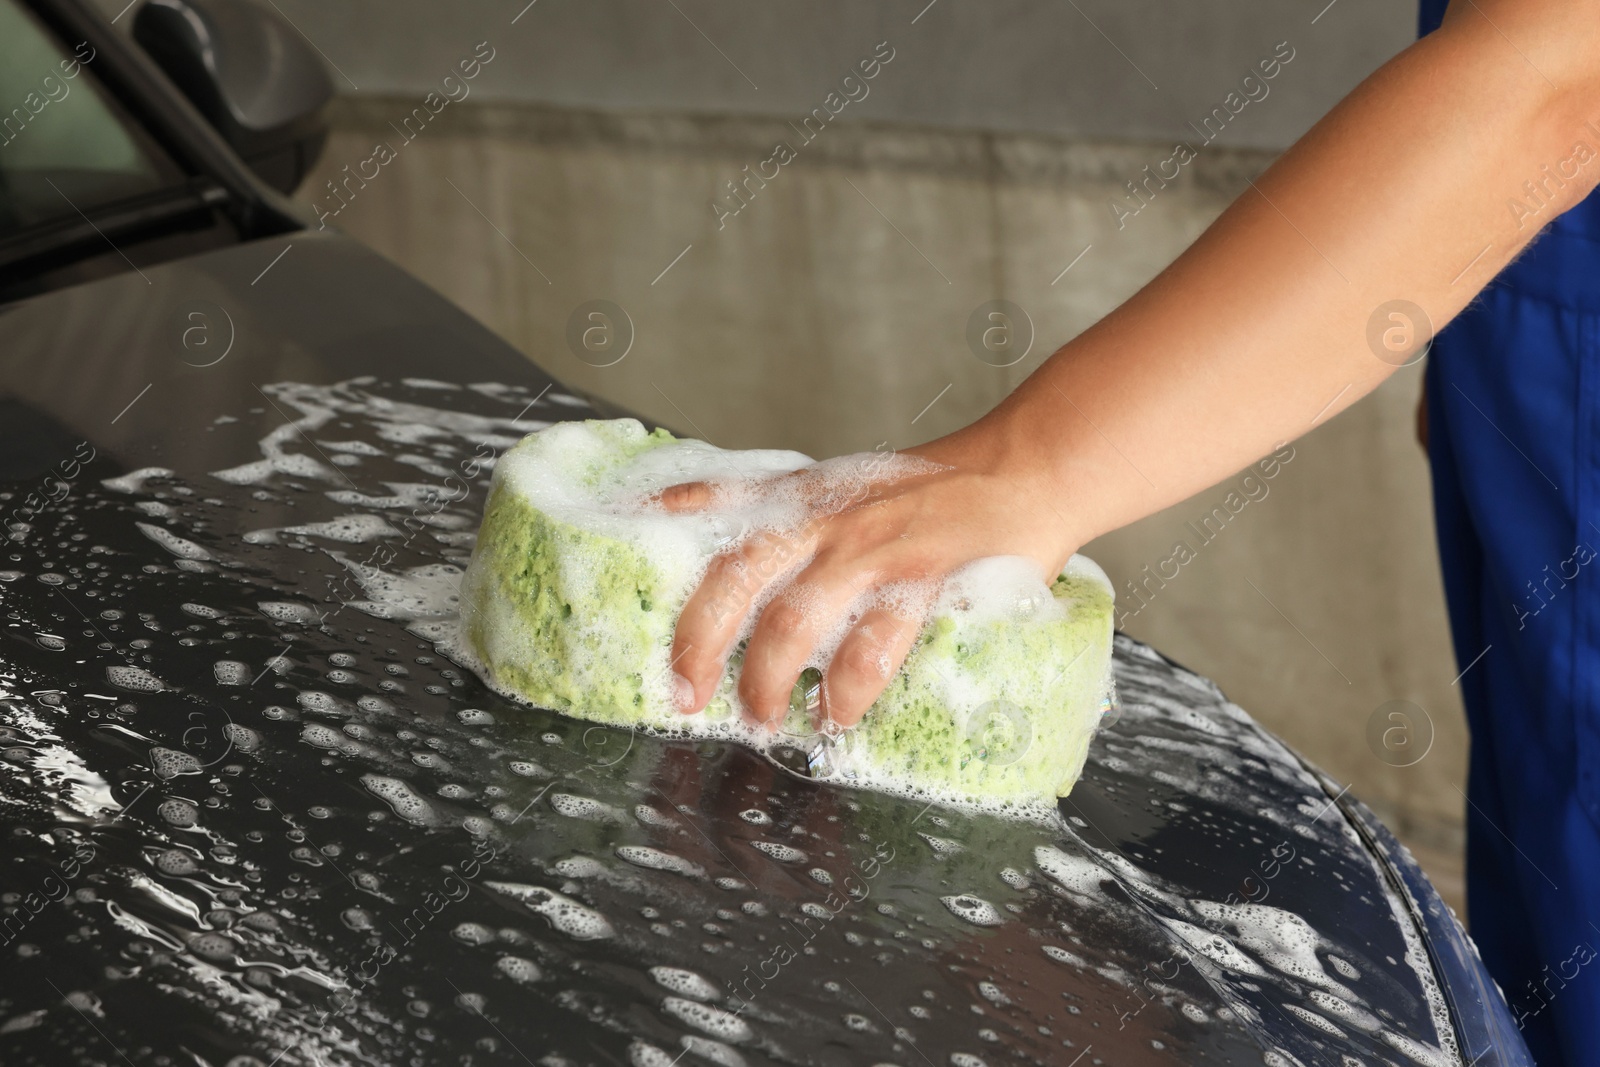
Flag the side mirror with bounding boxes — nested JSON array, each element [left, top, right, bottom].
[[132, 0, 333, 194]]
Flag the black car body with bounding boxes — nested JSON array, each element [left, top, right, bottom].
[[0, 1, 1531, 1064]]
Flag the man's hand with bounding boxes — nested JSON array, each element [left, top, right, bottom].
[[661, 420, 1079, 731]]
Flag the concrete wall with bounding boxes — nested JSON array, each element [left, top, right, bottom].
[[268, 0, 1414, 150]]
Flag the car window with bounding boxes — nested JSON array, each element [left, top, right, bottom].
[[0, 0, 183, 237]]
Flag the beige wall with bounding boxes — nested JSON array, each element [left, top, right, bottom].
[[299, 96, 1465, 909]]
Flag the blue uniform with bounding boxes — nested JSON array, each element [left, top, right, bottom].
[[1420, 3, 1600, 1062]]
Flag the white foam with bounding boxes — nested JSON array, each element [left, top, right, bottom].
[[107, 666, 167, 693], [918, 833, 965, 857], [103, 467, 175, 494], [258, 601, 322, 623], [457, 418, 1116, 822], [650, 966, 721, 1002], [223, 723, 262, 753], [210, 379, 547, 490], [483, 881, 614, 940], [359, 774, 440, 826], [149, 747, 201, 779], [940, 894, 1005, 927], [1041, 945, 1087, 968], [552, 856, 606, 880], [244, 513, 400, 545], [549, 793, 625, 823], [660, 997, 752, 1044], [1033, 845, 1108, 896], [749, 841, 806, 864], [628, 1042, 676, 1067], [452, 923, 495, 945], [135, 523, 211, 561], [213, 661, 250, 685], [633, 804, 677, 828], [339, 560, 461, 622], [496, 955, 541, 983], [1189, 900, 1356, 999], [678, 1036, 747, 1067], [615, 846, 704, 878], [155, 849, 198, 875], [157, 799, 198, 827]]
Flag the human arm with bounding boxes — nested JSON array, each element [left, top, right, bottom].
[[668, 0, 1600, 728]]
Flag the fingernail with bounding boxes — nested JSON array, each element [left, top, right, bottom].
[[672, 672, 696, 712]]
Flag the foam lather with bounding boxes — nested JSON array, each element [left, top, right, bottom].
[[458, 419, 1116, 817]]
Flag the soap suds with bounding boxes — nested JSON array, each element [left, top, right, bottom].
[[454, 419, 1117, 820]]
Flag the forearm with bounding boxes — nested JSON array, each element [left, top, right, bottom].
[[973, 0, 1600, 551]]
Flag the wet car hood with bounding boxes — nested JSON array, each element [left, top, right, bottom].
[[0, 233, 1468, 1066]]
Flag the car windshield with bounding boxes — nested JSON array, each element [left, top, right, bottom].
[[0, 0, 182, 239]]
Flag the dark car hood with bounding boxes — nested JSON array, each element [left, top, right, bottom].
[[0, 234, 1466, 1066]]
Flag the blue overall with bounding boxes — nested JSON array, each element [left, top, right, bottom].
[[1420, 3, 1600, 1062]]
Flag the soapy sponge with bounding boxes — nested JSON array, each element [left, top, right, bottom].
[[458, 419, 1115, 816]]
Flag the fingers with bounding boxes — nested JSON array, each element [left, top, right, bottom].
[[818, 602, 925, 730], [656, 480, 714, 513], [737, 564, 866, 729], [671, 528, 812, 713]]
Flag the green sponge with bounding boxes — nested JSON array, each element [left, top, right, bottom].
[[458, 419, 1115, 816]]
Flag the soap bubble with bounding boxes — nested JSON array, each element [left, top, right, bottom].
[[962, 699, 1032, 768]]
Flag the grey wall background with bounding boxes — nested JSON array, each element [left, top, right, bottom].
[[114, 3, 1468, 902], [265, 0, 1414, 150]]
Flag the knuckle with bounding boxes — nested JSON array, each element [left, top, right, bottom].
[[737, 667, 783, 711], [838, 638, 892, 680], [759, 601, 809, 642], [821, 685, 868, 727]]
